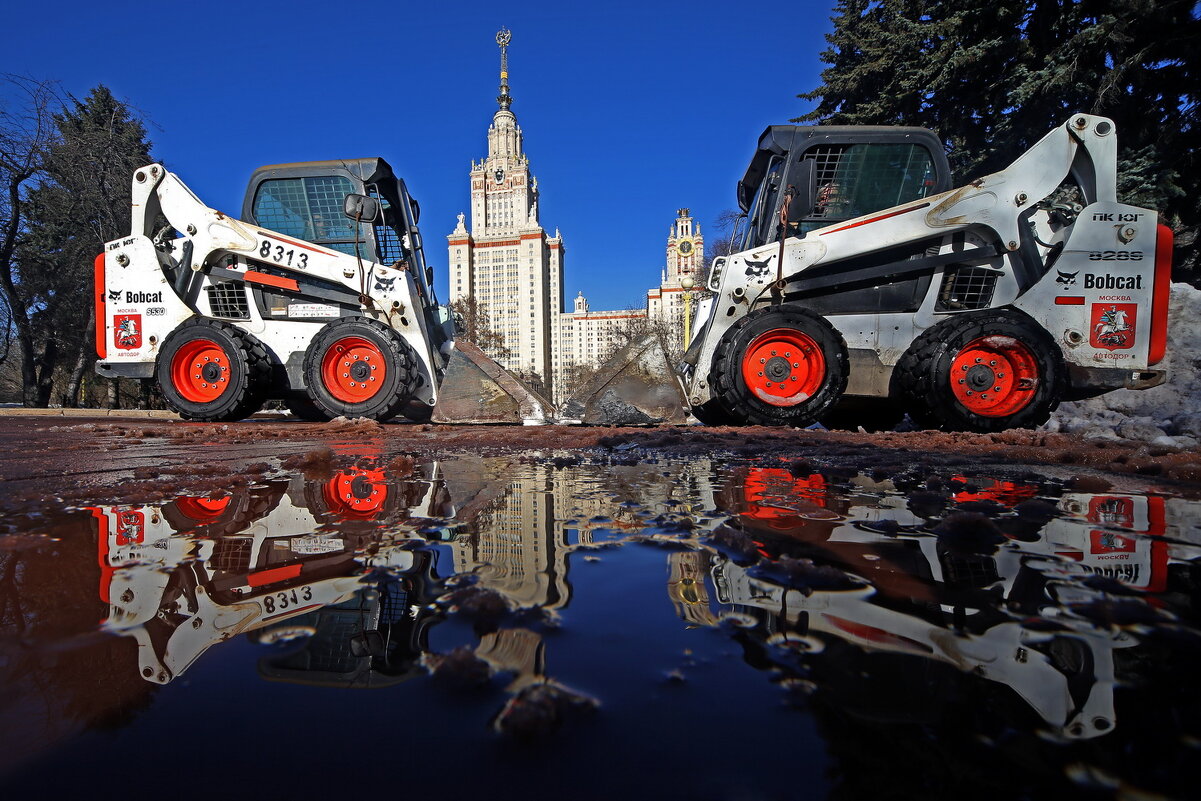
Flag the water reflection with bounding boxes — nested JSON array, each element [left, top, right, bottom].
[[3, 452, 1201, 796]]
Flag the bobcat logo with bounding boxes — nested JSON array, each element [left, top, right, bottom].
[[1056, 270, 1078, 287], [108, 289, 121, 301], [374, 275, 397, 292], [743, 255, 776, 278]]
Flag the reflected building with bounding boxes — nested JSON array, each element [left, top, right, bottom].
[[447, 458, 719, 610]]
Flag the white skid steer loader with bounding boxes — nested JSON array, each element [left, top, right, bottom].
[[680, 114, 1172, 432], [94, 158, 552, 424]]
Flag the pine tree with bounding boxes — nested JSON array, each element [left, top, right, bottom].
[[798, 0, 1200, 282]]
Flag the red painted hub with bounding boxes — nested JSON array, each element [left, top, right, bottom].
[[321, 336, 386, 403], [173, 495, 232, 522], [172, 338, 231, 403], [322, 468, 388, 519], [950, 335, 1039, 417], [740, 328, 826, 407]]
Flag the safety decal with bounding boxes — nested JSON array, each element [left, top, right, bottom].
[[1090, 303, 1136, 350], [114, 313, 143, 350]]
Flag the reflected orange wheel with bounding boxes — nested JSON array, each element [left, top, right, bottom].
[[321, 468, 389, 519], [173, 495, 232, 522], [321, 336, 387, 404]]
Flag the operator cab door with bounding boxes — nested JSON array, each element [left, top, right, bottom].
[[737, 125, 953, 251]]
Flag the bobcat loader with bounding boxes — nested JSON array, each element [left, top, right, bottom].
[[93, 158, 551, 424], [681, 114, 1172, 432]]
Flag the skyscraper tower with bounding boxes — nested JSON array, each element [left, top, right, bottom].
[[448, 29, 564, 392]]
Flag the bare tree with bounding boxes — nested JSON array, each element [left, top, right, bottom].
[[705, 208, 743, 268], [0, 75, 59, 406], [559, 309, 681, 401], [449, 294, 512, 361]]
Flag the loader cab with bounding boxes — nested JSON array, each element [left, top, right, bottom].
[[736, 125, 952, 252], [242, 157, 437, 302]]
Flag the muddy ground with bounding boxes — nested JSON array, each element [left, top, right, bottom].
[[2, 414, 1200, 513]]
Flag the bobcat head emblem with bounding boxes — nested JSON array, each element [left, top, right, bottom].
[[108, 289, 122, 301], [1056, 270, 1078, 287], [744, 255, 775, 278], [374, 275, 397, 292]]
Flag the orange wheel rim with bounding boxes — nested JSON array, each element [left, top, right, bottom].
[[321, 336, 386, 404], [741, 328, 825, 407], [172, 338, 231, 403], [322, 468, 388, 519], [173, 496, 231, 521], [950, 335, 1039, 417]]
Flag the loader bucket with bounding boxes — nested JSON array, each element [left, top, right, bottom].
[[431, 340, 555, 425], [560, 334, 689, 425]]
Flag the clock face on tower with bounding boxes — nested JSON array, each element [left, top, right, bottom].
[[494, 168, 505, 184], [677, 238, 694, 256]]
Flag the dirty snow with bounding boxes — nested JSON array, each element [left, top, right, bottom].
[[1048, 283, 1201, 445]]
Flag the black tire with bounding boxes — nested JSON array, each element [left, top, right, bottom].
[[303, 315, 419, 421], [819, 397, 905, 432], [708, 305, 848, 427], [689, 400, 737, 426], [286, 392, 332, 422], [156, 318, 271, 422], [893, 308, 1065, 433]]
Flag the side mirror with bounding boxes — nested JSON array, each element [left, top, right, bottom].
[[344, 193, 380, 223]]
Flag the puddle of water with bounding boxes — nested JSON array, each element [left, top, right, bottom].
[[2, 453, 1201, 799]]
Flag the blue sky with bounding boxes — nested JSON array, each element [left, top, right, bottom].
[[3, 0, 834, 310]]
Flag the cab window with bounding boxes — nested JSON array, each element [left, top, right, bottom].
[[800, 143, 936, 233], [252, 176, 371, 257]]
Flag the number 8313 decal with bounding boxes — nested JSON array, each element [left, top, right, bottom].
[[259, 237, 310, 269]]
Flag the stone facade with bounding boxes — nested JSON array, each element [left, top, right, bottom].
[[448, 29, 564, 393], [450, 31, 704, 403]]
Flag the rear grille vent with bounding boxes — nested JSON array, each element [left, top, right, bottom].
[[937, 267, 999, 311], [206, 281, 250, 319]]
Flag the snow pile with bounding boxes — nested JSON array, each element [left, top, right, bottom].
[[1048, 282, 1201, 446]]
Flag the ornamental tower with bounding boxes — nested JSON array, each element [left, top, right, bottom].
[[647, 208, 704, 333], [449, 28, 564, 392], [665, 208, 703, 284]]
